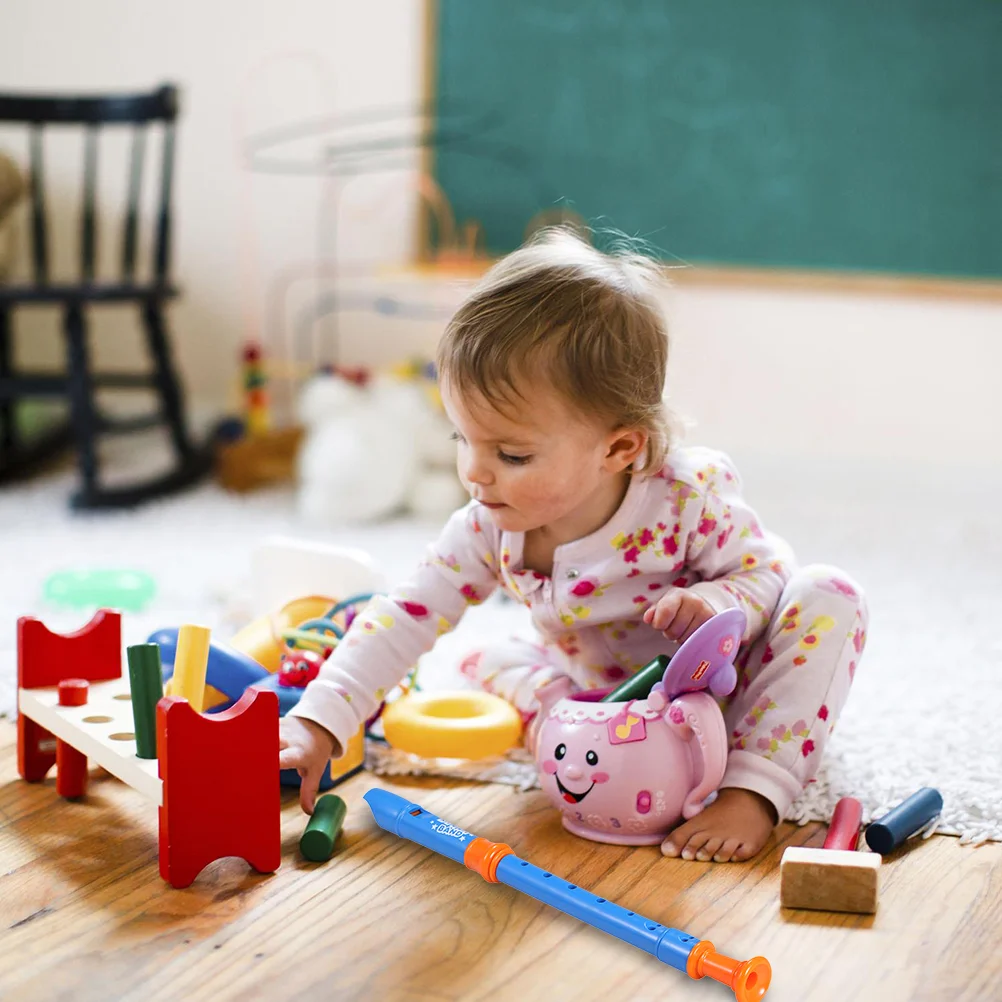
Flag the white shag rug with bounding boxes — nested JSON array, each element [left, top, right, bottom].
[[2, 448, 1000, 845]]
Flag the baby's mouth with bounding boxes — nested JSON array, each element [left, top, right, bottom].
[[555, 775, 595, 804]]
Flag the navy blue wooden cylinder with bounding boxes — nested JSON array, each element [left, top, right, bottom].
[[865, 787, 943, 855]]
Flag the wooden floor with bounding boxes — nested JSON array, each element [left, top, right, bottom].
[[1, 721, 1000, 1002]]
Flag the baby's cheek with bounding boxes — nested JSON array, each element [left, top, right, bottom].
[[542, 760, 558, 775], [591, 771, 610, 784], [511, 470, 569, 509]]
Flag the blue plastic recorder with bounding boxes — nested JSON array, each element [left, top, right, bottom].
[[364, 789, 771, 1002]]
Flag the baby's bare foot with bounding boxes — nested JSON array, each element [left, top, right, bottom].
[[661, 788, 778, 863]]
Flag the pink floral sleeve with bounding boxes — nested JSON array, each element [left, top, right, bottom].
[[677, 452, 792, 644], [288, 502, 500, 754]]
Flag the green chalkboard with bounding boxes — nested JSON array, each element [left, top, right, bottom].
[[433, 1, 1002, 278]]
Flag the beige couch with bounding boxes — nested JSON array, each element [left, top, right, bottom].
[[0, 151, 25, 279]]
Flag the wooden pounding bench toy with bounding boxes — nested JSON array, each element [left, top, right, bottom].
[[16, 609, 281, 888]]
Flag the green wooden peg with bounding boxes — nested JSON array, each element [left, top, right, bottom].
[[300, 794, 348, 862], [127, 642, 163, 759]]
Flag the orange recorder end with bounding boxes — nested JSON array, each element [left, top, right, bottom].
[[687, 941, 772, 1002]]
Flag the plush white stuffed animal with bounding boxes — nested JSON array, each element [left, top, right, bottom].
[[296, 369, 466, 525]]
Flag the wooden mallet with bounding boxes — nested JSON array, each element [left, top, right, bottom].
[[780, 797, 880, 913]]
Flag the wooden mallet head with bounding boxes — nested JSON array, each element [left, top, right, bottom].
[[780, 797, 880, 913]]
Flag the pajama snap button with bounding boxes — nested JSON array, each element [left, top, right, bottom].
[[566, 568, 580, 579]]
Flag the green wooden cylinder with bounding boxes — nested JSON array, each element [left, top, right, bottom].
[[300, 794, 348, 862], [601, 654, 670, 703], [127, 642, 163, 759]]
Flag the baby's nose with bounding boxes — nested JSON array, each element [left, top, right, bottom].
[[465, 461, 493, 486], [563, 764, 584, 781]]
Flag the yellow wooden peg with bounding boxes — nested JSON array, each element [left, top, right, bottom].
[[168, 624, 211, 713]]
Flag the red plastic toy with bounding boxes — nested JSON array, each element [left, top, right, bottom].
[[277, 648, 324, 688]]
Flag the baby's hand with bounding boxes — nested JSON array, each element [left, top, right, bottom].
[[279, 715, 337, 814], [643, 588, 716, 644]]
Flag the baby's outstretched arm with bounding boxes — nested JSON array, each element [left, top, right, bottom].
[[285, 504, 500, 797]]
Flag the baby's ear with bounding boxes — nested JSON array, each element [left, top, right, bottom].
[[605, 428, 648, 471]]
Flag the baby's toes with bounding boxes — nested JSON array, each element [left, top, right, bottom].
[[695, 836, 725, 862], [713, 837, 744, 863], [733, 840, 762, 862], [662, 819, 698, 857], [679, 829, 715, 861]]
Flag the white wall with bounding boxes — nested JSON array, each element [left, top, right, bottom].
[[664, 283, 1002, 468], [1, 1, 1000, 469], [0, 0, 427, 405], [331, 273, 1002, 469]]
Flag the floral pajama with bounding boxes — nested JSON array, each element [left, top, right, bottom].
[[461, 564, 868, 819], [291, 446, 865, 824]]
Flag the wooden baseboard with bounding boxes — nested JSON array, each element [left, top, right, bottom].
[[402, 254, 1002, 302], [666, 262, 1002, 302]]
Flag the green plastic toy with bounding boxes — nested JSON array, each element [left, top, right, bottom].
[[43, 569, 157, 613]]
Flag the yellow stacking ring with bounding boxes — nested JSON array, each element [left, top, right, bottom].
[[381, 690, 523, 760]]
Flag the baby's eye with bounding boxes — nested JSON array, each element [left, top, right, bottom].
[[498, 450, 532, 466], [450, 431, 465, 443]]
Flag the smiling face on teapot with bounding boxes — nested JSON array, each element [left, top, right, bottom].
[[540, 736, 612, 805], [536, 696, 701, 845]]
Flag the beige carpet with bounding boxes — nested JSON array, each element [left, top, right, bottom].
[[2, 448, 999, 843]]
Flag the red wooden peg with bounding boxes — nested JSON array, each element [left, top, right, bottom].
[[55, 679, 90, 798], [55, 742, 88, 798], [58, 679, 90, 706]]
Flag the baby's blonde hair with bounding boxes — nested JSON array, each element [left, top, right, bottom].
[[437, 228, 677, 475]]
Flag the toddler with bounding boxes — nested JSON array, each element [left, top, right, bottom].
[[280, 230, 868, 863]]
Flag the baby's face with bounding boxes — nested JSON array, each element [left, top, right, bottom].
[[441, 379, 620, 534]]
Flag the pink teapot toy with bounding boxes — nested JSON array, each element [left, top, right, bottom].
[[532, 610, 745, 845]]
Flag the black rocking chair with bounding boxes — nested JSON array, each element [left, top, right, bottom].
[[0, 83, 209, 508]]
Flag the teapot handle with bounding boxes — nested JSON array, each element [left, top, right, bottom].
[[665, 691, 728, 820]]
